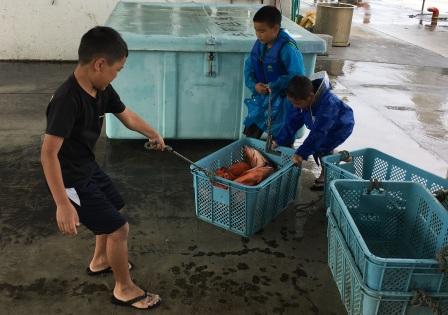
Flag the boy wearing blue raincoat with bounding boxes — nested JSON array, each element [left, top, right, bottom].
[[243, 5, 305, 139], [275, 73, 355, 190]]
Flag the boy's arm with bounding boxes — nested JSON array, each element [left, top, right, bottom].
[[41, 134, 80, 235], [115, 108, 165, 149], [244, 56, 257, 94], [268, 44, 305, 94], [275, 108, 305, 146], [295, 106, 338, 160]]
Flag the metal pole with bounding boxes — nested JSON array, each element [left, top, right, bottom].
[[291, 0, 300, 22], [144, 142, 213, 178], [290, 0, 295, 21], [420, 0, 426, 24]]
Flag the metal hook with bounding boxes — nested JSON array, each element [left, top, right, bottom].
[[367, 179, 384, 194]]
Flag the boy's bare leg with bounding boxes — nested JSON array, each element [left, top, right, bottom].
[[90, 209, 126, 271], [89, 235, 108, 271], [108, 223, 159, 308]]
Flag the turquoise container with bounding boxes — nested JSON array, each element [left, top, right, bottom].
[[327, 211, 448, 315], [105, 1, 326, 139], [329, 180, 448, 293], [322, 148, 448, 209], [191, 138, 300, 237]]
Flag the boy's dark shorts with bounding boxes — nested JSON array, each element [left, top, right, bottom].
[[71, 162, 126, 235]]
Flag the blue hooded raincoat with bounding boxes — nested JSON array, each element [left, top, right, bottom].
[[243, 29, 305, 136], [275, 72, 355, 161]]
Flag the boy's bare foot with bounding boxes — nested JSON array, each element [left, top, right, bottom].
[[112, 285, 161, 309]]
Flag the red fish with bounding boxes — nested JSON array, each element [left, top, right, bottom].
[[243, 146, 269, 168], [234, 166, 275, 186], [213, 146, 275, 187], [227, 161, 251, 177], [214, 167, 236, 180]]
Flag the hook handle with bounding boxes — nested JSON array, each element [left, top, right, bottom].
[[144, 141, 172, 152]]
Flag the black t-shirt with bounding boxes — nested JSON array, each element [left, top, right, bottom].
[[46, 74, 125, 187]]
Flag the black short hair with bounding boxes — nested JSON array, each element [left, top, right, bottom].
[[78, 26, 128, 65], [287, 76, 314, 100], [253, 6, 282, 27]]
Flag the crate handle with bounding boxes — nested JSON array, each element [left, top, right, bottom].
[[331, 150, 352, 165], [434, 189, 448, 203], [338, 150, 351, 163], [411, 289, 440, 314], [436, 245, 448, 273], [366, 179, 385, 194]]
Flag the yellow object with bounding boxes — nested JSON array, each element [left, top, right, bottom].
[[300, 16, 308, 27], [299, 10, 316, 29], [305, 20, 314, 28]]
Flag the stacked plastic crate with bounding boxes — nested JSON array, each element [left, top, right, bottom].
[[322, 148, 448, 315]]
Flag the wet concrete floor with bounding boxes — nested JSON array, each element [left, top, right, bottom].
[[316, 59, 448, 169], [0, 60, 343, 314], [1, 3, 448, 313], [0, 103, 340, 315], [309, 0, 448, 176]]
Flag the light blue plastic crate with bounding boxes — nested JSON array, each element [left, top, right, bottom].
[[329, 179, 448, 293], [322, 148, 448, 210], [190, 138, 300, 237], [327, 211, 448, 315]]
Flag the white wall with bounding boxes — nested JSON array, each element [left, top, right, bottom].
[[0, 0, 281, 60], [1, 0, 119, 60]]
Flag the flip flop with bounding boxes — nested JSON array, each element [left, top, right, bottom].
[[86, 261, 134, 276], [111, 291, 161, 310], [310, 181, 324, 191]]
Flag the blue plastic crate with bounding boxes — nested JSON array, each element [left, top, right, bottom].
[[322, 148, 448, 209], [329, 179, 448, 293], [327, 211, 448, 315], [190, 138, 300, 237]]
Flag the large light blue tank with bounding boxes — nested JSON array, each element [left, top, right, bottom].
[[105, 1, 326, 139]]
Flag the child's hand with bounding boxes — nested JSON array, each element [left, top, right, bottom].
[[149, 133, 166, 151], [255, 83, 269, 95], [56, 203, 80, 235], [292, 154, 303, 166], [271, 140, 278, 149]]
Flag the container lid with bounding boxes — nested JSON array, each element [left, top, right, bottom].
[[106, 1, 326, 53]]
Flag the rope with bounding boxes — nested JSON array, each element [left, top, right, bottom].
[[366, 179, 383, 194], [434, 189, 448, 203], [411, 290, 440, 314], [436, 245, 448, 273]]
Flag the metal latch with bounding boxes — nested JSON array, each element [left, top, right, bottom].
[[204, 52, 218, 77], [206, 36, 217, 46]]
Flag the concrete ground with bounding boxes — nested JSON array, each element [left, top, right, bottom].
[[0, 74, 341, 315], [1, 2, 448, 315]]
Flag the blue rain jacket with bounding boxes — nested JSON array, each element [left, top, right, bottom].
[[243, 29, 305, 136], [275, 73, 355, 160]]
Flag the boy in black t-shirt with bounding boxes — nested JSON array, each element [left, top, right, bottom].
[[41, 27, 163, 310]]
